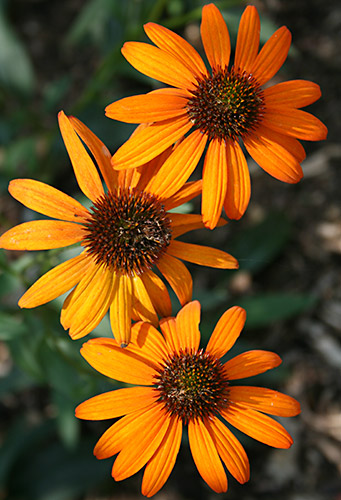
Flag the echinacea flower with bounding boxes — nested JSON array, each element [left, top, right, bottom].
[[106, 3, 327, 228], [76, 301, 300, 496], [0, 113, 238, 345]]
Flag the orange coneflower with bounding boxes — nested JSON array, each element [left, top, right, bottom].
[[106, 3, 327, 228], [76, 301, 300, 496], [0, 113, 237, 345]]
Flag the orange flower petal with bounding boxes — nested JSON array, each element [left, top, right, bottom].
[[157, 253, 192, 306], [80, 337, 157, 385], [76, 386, 157, 420], [264, 80, 322, 108], [188, 418, 227, 493], [224, 140, 251, 220], [206, 306, 246, 359], [58, 111, 104, 202], [201, 3, 230, 71], [68, 116, 118, 190], [168, 240, 238, 269], [175, 300, 201, 352], [142, 416, 182, 497], [140, 270, 172, 318], [228, 386, 301, 417], [111, 116, 192, 170], [163, 179, 202, 212], [132, 275, 158, 327], [130, 321, 168, 364], [159, 316, 180, 354], [171, 214, 206, 239], [261, 107, 328, 141], [0, 220, 84, 250], [144, 22, 207, 79], [251, 26, 291, 86], [121, 41, 197, 90], [222, 404, 294, 448], [143, 130, 207, 200], [105, 93, 187, 123], [206, 417, 250, 484], [18, 252, 90, 308], [202, 139, 228, 229], [110, 274, 133, 347], [234, 6, 260, 73], [255, 125, 306, 162], [112, 408, 171, 481], [223, 350, 282, 380], [8, 179, 88, 222]]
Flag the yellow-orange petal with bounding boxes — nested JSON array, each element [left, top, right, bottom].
[[206, 306, 246, 359], [0, 220, 84, 250], [58, 111, 104, 202], [170, 213, 227, 239], [222, 404, 293, 448], [130, 321, 168, 363], [157, 253, 192, 306], [140, 270, 172, 318], [112, 408, 171, 481], [142, 416, 182, 497], [251, 26, 291, 86], [105, 93, 187, 123], [68, 116, 118, 190], [132, 275, 158, 327], [234, 6, 260, 73], [110, 274, 133, 347], [18, 252, 90, 308], [201, 3, 230, 71], [224, 140, 251, 220], [143, 130, 207, 200], [111, 116, 192, 170], [75, 386, 157, 420], [188, 418, 227, 493], [175, 300, 201, 352], [163, 179, 202, 212], [228, 387, 301, 417], [261, 107, 328, 141], [121, 41, 197, 90], [8, 179, 89, 222], [168, 240, 238, 269], [256, 125, 306, 163], [264, 80, 322, 108], [205, 417, 250, 484], [223, 350, 282, 380], [81, 337, 157, 385], [159, 316, 180, 354], [244, 128, 304, 183], [202, 139, 228, 229]]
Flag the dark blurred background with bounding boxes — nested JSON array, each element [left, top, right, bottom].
[[0, 0, 340, 499]]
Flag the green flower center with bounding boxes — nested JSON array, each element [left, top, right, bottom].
[[82, 188, 172, 275]]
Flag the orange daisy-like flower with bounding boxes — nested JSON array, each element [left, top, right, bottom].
[[106, 3, 327, 228], [0, 113, 237, 345], [76, 301, 300, 496]]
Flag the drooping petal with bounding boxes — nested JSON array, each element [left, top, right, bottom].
[[264, 80, 322, 108], [205, 417, 250, 484], [202, 139, 228, 229], [18, 252, 90, 308], [0, 220, 84, 250], [201, 3, 230, 71], [58, 111, 104, 202], [121, 41, 197, 90], [130, 321, 168, 363], [131, 275, 159, 327], [188, 418, 227, 493], [175, 300, 201, 352], [142, 416, 182, 497], [163, 180, 202, 212], [234, 5, 260, 73], [140, 270, 172, 318], [224, 140, 251, 220], [109, 273, 133, 347], [105, 93, 187, 123], [157, 254, 192, 306], [206, 306, 246, 359], [159, 316, 180, 354], [223, 350, 282, 380], [144, 22, 207, 79], [75, 386, 157, 420], [222, 404, 294, 448], [261, 107, 328, 141], [250, 26, 292, 86], [228, 386, 301, 417], [168, 240, 238, 269], [111, 116, 192, 170], [8, 179, 89, 222]]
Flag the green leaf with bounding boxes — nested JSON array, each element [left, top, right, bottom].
[[52, 391, 80, 450], [0, 312, 27, 340]]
